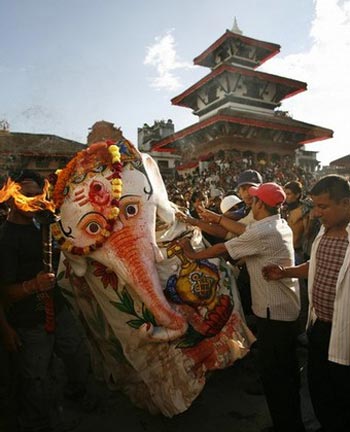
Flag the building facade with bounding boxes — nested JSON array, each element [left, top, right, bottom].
[[139, 21, 333, 178], [0, 127, 85, 181]]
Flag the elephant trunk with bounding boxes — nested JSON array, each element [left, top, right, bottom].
[[108, 227, 187, 340]]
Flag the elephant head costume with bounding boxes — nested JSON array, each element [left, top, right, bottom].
[[51, 138, 254, 416]]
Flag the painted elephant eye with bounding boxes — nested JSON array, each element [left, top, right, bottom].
[[125, 204, 139, 218], [92, 164, 106, 173], [85, 221, 102, 235], [77, 212, 108, 239], [72, 172, 87, 184]]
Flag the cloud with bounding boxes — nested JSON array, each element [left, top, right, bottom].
[[144, 31, 193, 91], [261, 0, 350, 166]]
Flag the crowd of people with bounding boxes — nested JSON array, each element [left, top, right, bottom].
[[172, 167, 350, 432], [166, 151, 317, 207], [0, 160, 349, 432]]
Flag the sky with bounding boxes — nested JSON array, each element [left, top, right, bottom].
[[1, 0, 349, 167]]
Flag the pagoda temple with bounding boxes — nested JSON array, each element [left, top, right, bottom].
[[145, 20, 333, 174]]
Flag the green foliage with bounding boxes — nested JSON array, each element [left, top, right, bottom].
[[110, 287, 158, 329]]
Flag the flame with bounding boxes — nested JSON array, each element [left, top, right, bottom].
[[0, 179, 55, 212]]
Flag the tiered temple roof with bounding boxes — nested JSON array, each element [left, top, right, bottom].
[[150, 23, 333, 163]]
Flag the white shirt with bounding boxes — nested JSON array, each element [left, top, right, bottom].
[[307, 223, 350, 366], [225, 214, 300, 321], [225, 209, 256, 240]]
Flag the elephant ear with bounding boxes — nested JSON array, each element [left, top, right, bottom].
[[62, 251, 88, 277], [142, 153, 175, 226]]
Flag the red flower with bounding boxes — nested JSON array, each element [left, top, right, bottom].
[[92, 261, 119, 290]]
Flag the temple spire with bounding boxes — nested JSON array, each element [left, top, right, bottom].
[[231, 17, 243, 35]]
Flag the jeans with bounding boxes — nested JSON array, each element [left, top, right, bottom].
[[14, 305, 89, 432]]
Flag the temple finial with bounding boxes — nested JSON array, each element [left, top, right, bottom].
[[231, 17, 243, 35]]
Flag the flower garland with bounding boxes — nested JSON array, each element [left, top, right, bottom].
[[49, 140, 124, 256]]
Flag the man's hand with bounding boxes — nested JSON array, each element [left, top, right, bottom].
[[262, 264, 285, 281], [197, 205, 221, 224], [35, 271, 55, 292], [177, 238, 196, 259], [23, 271, 56, 294], [175, 211, 198, 226]]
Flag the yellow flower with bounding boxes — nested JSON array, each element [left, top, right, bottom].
[[101, 229, 111, 237], [112, 184, 122, 191], [51, 224, 61, 237], [63, 241, 73, 253], [108, 207, 120, 219], [108, 145, 121, 161]]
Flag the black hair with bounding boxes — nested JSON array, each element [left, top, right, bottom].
[[190, 190, 206, 203], [253, 196, 279, 215], [310, 175, 350, 202], [8, 169, 45, 189], [284, 180, 302, 196]]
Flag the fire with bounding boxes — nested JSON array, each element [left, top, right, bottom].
[[0, 179, 55, 212]]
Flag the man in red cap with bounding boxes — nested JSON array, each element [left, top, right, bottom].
[[179, 182, 304, 432]]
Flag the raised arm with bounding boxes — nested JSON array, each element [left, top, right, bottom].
[[176, 210, 228, 238], [198, 206, 246, 236], [178, 238, 227, 261]]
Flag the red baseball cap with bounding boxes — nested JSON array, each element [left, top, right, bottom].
[[249, 182, 286, 207]]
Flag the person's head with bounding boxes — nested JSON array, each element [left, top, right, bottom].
[[248, 182, 286, 219], [284, 180, 302, 205], [309, 175, 350, 230], [190, 190, 207, 210], [183, 190, 192, 202], [9, 169, 45, 191], [209, 188, 223, 210], [7, 169, 44, 223], [236, 170, 263, 207], [220, 195, 242, 214]]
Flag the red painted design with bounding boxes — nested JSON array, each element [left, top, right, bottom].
[[92, 261, 119, 290]]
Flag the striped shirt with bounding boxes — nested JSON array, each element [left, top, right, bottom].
[[225, 214, 300, 321], [308, 224, 350, 365], [312, 236, 348, 322], [225, 209, 256, 240]]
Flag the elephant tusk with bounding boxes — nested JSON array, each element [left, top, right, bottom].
[[138, 322, 188, 342], [152, 242, 164, 263]]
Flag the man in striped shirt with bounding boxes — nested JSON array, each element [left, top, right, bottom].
[[179, 182, 304, 432], [263, 175, 350, 432]]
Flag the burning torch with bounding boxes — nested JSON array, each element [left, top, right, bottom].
[[0, 178, 60, 332]]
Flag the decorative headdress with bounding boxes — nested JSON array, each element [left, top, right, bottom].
[[48, 139, 139, 256]]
